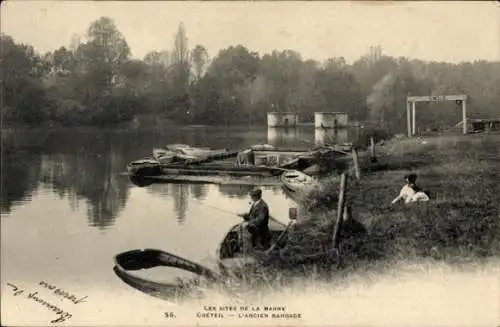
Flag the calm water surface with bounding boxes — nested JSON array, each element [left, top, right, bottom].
[[0, 126, 356, 320], [3, 126, 498, 326]]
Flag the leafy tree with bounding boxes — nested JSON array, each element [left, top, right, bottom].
[[315, 62, 366, 121], [204, 45, 260, 123], [2, 27, 500, 130], [1, 34, 51, 126], [52, 46, 76, 73], [190, 44, 209, 81]]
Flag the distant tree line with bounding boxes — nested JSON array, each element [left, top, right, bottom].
[[2, 17, 499, 132]]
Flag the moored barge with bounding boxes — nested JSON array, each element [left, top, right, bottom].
[[126, 144, 351, 186]]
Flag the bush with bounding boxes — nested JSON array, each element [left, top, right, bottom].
[[353, 125, 394, 150], [89, 94, 143, 126]]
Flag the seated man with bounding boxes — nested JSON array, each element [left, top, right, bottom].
[[238, 188, 271, 251]]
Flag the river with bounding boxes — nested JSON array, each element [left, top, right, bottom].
[[1, 126, 498, 326]]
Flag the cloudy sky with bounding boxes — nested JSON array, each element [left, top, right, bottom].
[[1, 1, 499, 63]]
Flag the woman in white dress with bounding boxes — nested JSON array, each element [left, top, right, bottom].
[[391, 173, 430, 204]]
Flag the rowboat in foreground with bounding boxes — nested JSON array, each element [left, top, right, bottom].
[[114, 170, 360, 302], [112, 215, 291, 299], [113, 203, 346, 300], [113, 248, 219, 300]]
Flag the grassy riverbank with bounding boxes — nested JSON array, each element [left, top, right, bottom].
[[225, 132, 500, 294], [208, 134, 500, 304], [341, 132, 500, 270]]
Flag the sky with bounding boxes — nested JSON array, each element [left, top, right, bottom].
[[1, 1, 499, 64]]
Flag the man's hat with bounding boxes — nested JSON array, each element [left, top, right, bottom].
[[250, 188, 262, 197]]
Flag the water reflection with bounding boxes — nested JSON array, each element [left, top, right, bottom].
[[267, 127, 314, 148], [37, 150, 130, 229], [1, 127, 358, 227], [1, 130, 132, 228], [189, 184, 207, 201], [144, 183, 285, 222], [172, 184, 189, 224], [315, 128, 347, 145], [218, 184, 256, 199], [1, 150, 41, 214], [145, 183, 211, 223], [314, 127, 362, 146], [267, 127, 295, 147]]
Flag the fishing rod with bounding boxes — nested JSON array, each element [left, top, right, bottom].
[[189, 198, 288, 227], [190, 199, 239, 216], [189, 199, 295, 255]]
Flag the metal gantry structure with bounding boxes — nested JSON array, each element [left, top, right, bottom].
[[406, 94, 468, 137]]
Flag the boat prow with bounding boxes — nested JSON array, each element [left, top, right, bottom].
[[281, 170, 321, 196], [127, 159, 162, 175], [113, 249, 219, 300]]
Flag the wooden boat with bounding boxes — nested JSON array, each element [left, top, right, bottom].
[[152, 145, 230, 164], [160, 144, 230, 158], [113, 174, 354, 300], [129, 174, 283, 188], [126, 143, 352, 187], [152, 149, 197, 164], [112, 216, 292, 298], [113, 248, 219, 300], [127, 159, 163, 176], [249, 145, 349, 171], [281, 170, 321, 196], [127, 159, 284, 178], [113, 192, 351, 299], [216, 218, 290, 276], [215, 202, 351, 275]]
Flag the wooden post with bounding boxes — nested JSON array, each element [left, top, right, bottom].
[[370, 136, 377, 163], [411, 101, 416, 136], [351, 148, 361, 180], [407, 101, 411, 138], [462, 100, 468, 135], [331, 173, 347, 249]]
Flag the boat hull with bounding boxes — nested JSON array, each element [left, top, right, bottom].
[[127, 159, 162, 176], [113, 249, 219, 300], [280, 170, 321, 196], [126, 144, 352, 187], [216, 220, 288, 276], [127, 157, 285, 180]]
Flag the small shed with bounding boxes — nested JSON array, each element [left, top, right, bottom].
[[470, 118, 500, 132], [314, 112, 349, 129], [267, 112, 298, 127], [456, 118, 500, 133]]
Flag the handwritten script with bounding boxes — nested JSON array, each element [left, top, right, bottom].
[[6, 281, 88, 324]]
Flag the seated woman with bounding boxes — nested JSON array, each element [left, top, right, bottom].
[[391, 173, 430, 204]]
